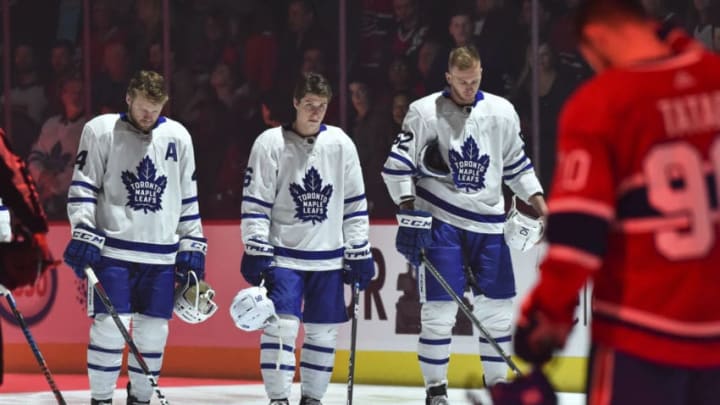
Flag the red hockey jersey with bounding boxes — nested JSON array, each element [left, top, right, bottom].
[[534, 48, 720, 368]]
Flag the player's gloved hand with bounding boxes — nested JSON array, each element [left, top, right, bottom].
[[343, 241, 375, 290], [395, 209, 432, 267], [175, 236, 208, 284], [513, 292, 574, 365], [0, 202, 11, 242], [63, 224, 105, 279], [241, 238, 274, 286]]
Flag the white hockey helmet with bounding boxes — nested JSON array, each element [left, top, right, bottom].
[[229, 286, 277, 331], [504, 197, 544, 252], [173, 271, 218, 324]]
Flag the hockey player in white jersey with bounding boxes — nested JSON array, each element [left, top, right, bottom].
[[63, 71, 209, 405], [382, 46, 548, 404], [239, 72, 375, 405]]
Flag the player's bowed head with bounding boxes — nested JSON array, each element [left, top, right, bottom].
[[125, 70, 169, 134], [445, 45, 483, 107]]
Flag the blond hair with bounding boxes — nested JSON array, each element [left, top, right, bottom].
[[448, 45, 481, 71], [127, 70, 168, 104]]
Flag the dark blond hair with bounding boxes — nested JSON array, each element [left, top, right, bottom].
[[448, 45, 481, 71], [293, 72, 333, 101], [127, 70, 168, 104]]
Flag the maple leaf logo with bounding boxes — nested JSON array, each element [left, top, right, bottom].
[[121, 156, 168, 213], [289, 167, 333, 224], [449, 137, 490, 192]]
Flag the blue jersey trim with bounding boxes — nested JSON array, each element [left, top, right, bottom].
[[181, 196, 198, 204], [344, 194, 366, 204], [417, 187, 505, 223], [343, 211, 368, 220], [241, 213, 270, 220], [243, 196, 274, 208], [68, 197, 97, 204], [274, 247, 345, 260], [104, 236, 179, 254], [503, 155, 529, 171], [179, 214, 201, 222], [388, 152, 417, 171], [71, 180, 99, 193], [503, 162, 534, 180], [382, 167, 415, 175]]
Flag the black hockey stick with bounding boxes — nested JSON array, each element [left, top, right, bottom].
[[420, 253, 523, 376], [346, 282, 360, 405], [85, 267, 170, 405], [0, 284, 66, 404]]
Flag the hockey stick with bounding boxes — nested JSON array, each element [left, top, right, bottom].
[[346, 282, 360, 405], [85, 267, 170, 405], [0, 284, 66, 404], [420, 253, 523, 376]]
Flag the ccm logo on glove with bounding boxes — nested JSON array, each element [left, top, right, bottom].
[[71, 228, 106, 247], [398, 216, 432, 229]]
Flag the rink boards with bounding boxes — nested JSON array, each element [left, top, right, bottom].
[[2, 223, 589, 392]]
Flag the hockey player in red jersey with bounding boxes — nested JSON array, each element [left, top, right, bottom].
[[514, 1, 720, 404]]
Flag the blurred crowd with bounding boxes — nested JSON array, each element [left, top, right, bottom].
[[1, 0, 718, 220]]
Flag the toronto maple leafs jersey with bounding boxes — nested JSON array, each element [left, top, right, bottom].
[[241, 124, 369, 271], [382, 91, 543, 234], [67, 113, 204, 265]]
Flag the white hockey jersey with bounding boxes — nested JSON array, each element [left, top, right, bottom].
[[382, 91, 542, 234], [241, 124, 369, 271], [67, 113, 204, 264]]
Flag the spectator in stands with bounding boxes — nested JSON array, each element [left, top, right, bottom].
[[45, 40, 77, 116], [276, 0, 327, 80], [6, 43, 47, 126], [145, 41, 195, 117], [243, 4, 278, 94], [127, 0, 163, 70], [93, 42, 131, 114], [685, 0, 719, 50], [510, 42, 576, 190], [184, 62, 248, 216], [189, 10, 241, 80], [472, 0, 514, 94], [391, 0, 429, 67], [27, 76, 86, 220], [415, 39, 441, 95], [352, 0, 394, 80], [349, 78, 395, 218], [89, 0, 128, 75], [391, 92, 411, 134]]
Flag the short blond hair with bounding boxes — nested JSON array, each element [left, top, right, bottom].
[[127, 70, 168, 104], [448, 45, 481, 71]]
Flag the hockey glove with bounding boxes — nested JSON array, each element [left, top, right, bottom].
[[0, 201, 10, 242], [63, 224, 105, 279], [175, 236, 208, 284], [395, 209, 433, 267], [513, 292, 574, 365], [240, 238, 274, 286], [343, 241, 375, 290]]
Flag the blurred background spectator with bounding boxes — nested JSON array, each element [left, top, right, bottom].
[[27, 76, 86, 220]]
